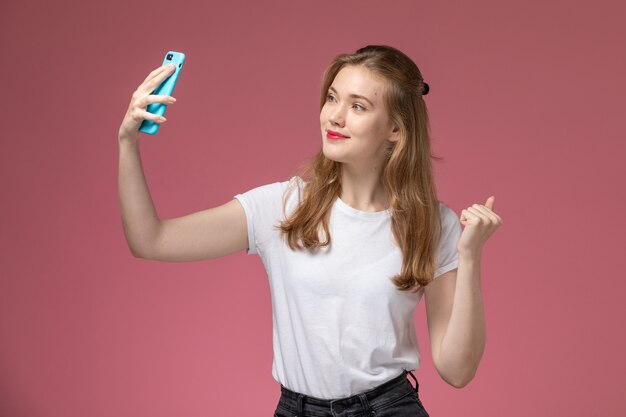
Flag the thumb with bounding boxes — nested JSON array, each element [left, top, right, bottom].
[[485, 195, 495, 210]]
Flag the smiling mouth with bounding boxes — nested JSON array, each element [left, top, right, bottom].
[[326, 130, 349, 140]]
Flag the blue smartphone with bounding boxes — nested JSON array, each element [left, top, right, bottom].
[[139, 51, 186, 135]]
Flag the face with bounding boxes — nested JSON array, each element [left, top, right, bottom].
[[320, 65, 398, 168]]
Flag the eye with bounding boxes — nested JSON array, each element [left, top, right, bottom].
[[352, 103, 366, 111], [326, 93, 336, 102]]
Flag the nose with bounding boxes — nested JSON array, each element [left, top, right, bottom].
[[329, 104, 345, 127]]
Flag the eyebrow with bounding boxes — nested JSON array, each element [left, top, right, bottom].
[[329, 86, 375, 107]]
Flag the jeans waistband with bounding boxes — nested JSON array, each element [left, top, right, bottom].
[[278, 369, 420, 415]]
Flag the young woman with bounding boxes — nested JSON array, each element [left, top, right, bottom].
[[118, 45, 502, 417]]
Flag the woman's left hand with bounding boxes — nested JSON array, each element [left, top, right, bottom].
[[457, 196, 503, 256]]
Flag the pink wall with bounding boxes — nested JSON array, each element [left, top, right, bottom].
[[1, 0, 625, 415]]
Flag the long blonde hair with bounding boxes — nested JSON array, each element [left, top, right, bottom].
[[279, 45, 443, 292]]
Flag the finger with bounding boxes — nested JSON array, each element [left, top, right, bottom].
[[138, 94, 177, 108], [485, 196, 495, 210], [139, 64, 174, 89], [140, 64, 176, 94], [142, 65, 166, 83], [460, 209, 477, 225], [146, 63, 176, 81], [471, 204, 499, 223], [131, 108, 167, 124], [143, 65, 176, 92], [467, 206, 489, 223]]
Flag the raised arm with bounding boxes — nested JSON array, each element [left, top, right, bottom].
[[118, 64, 248, 261], [424, 197, 501, 388]]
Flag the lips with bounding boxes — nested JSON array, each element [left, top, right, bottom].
[[326, 129, 349, 140]]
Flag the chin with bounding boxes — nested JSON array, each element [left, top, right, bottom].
[[322, 144, 347, 164]]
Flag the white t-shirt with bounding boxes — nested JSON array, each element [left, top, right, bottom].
[[234, 176, 461, 399]]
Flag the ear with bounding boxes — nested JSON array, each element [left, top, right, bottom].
[[388, 124, 400, 143]]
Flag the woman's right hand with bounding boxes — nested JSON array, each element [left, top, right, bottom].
[[118, 63, 178, 142]]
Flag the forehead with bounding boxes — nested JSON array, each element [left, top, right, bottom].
[[331, 65, 386, 103]]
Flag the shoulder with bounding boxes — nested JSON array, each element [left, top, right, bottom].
[[285, 175, 306, 191], [237, 176, 299, 197], [234, 176, 307, 213], [434, 202, 462, 273], [436, 202, 462, 243], [438, 201, 459, 226], [286, 175, 308, 190], [282, 175, 307, 201]]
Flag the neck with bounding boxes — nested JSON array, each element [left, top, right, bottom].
[[339, 161, 389, 212]]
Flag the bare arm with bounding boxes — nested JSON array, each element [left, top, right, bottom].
[[118, 64, 248, 261], [424, 263, 485, 389], [424, 197, 502, 388]]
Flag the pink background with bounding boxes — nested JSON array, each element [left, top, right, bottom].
[[1, 0, 625, 416]]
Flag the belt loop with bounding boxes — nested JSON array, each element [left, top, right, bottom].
[[407, 370, 419, 393], [358, 393, 375, 416], [295, 393, 304, 417]]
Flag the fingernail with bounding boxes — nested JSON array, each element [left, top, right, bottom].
[[168, 97, 176, 102]]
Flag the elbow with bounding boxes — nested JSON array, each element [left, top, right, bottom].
[[130, 247, 145, 259], [127, 242, 152, 259], [447, 374, 474, 389], [442, 366, 478, 389], [436, 357, 479, 389], [129, 245, 143, 259], [121, 221, 161, 260], [436, 340, 486, 389]]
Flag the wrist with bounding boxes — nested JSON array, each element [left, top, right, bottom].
[[458, 250, 482, 263], [118, 134, 140, 148]]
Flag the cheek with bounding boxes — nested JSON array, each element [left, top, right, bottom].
[[366, 116, 392, 138], [351, 119, 377, 138], [319, 107, 328, 125]]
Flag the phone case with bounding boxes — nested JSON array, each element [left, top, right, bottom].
[[139, 51, 186, 135]]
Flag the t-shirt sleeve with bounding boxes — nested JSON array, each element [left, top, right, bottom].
[[434, 203, 462, 279], [233, 180, 288, 255]]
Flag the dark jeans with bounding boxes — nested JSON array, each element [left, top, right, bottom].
[[274, 369, 429, 417]]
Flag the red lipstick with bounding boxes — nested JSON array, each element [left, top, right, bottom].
[[326, 130, 349, 140]]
